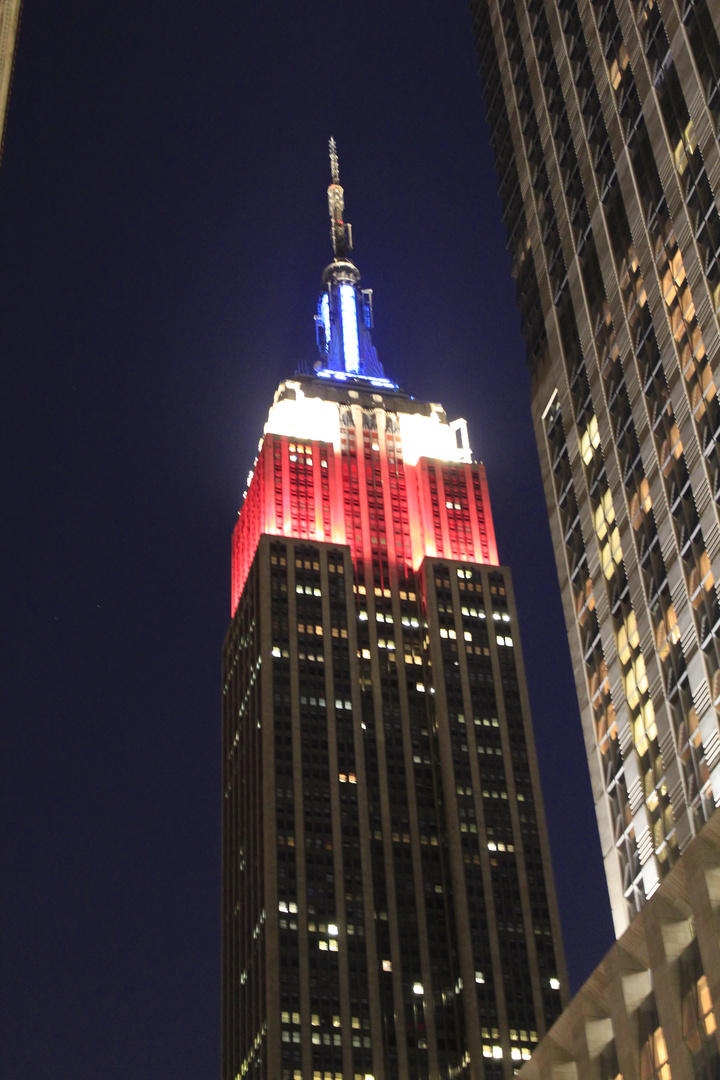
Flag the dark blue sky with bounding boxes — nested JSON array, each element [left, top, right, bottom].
[[1, 3, 613, 1077]]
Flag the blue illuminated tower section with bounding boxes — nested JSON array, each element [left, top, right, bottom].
[[314, 138, 390, 387]]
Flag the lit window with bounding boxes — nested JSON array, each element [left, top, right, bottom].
[[625, 652, 648, 711], [640, 1024, 671, 1080], [631, 477, 652, 530], [633, 699, 657, 757], [601, 525, 623, 579], [660, 424, 683, 477], [683, 973, 716, 1054], [690, 552, 714, 607], [673, 120, 697, 176], [655, 606, 680, 661], [580, 414, 601, 464], [594, 488, 615, 541], [617, 611, 639, 666], [608, 43, 629, 89], [413, 983, 424, 995]]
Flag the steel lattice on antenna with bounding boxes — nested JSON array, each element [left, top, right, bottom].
[[327, 136, 351, 259], [329, 136, 340, 185]]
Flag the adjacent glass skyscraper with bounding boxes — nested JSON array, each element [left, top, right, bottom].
[[222, 144, 567, 1080], [469, 0, 720, 935]]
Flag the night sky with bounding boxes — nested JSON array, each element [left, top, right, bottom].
[[1, 4, 614, 1077]]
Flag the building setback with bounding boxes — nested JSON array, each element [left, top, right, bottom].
[[222, 144, 567, 1080], [469, 0, 720, 936]]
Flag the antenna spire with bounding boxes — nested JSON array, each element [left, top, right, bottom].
[[329, 136, 340, 185], [315, 139, 391, 386], [327, 136, 352, 260]]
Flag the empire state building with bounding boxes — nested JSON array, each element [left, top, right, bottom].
[[222, 142, 566, 1080]]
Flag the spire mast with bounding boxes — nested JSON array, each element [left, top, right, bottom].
[[329, 136, 339, 185], [315, 138, 390, 385], [327, 136, 352, 260]]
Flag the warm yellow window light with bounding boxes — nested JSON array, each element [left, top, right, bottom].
[[601, 526, 622, 579], [594, 488, 615, 541], [625, 653, 648, 711], [655, 605, 681, 660], [617, 610, 639, 666], [640, 1025, 670, 1080], [631, 477, 652, 529], [699, 975, 717, 1036], [580, 414, 601, 465]]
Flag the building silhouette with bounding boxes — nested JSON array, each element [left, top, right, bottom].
[[222, 142, 567, 1080], [467, 0, 720, 1075]]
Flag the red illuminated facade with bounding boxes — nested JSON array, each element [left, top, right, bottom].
[[231, 379, 498, 615]]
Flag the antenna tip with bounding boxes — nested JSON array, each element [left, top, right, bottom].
[[328, 137, 340, 184]]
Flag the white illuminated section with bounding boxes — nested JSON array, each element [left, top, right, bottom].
[[264, 382, 473, 468], [265, 381, 341, 449], [320, 292, 330, 346], [340, 283, 360, 373], [398, 410, 473, 467]]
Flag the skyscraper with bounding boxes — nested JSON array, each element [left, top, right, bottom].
[[469, 0, 720, 936], [222, 142, 567, 1080]]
